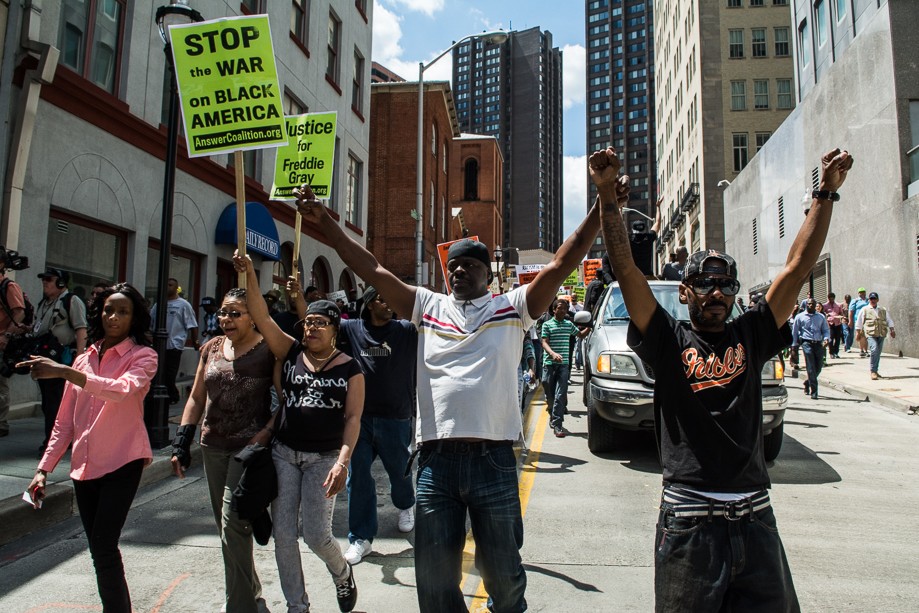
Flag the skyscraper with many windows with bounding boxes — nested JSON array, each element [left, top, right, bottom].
[[452, 27, 563, 251], [585, 0, 657, 260]]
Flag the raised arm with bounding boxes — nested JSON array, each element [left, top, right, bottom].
[[297, 185, 416, 319], [594, 147, 657, 334], [766, 149, 853, 327], [233, 252, 296, 359]]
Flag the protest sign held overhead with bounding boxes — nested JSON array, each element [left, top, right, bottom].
[[169, 15, 287, 157], [271, 112, 338, 199], [437, 237, 479, 294]]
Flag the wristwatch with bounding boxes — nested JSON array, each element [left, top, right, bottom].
[[812, 190, 840, 202]]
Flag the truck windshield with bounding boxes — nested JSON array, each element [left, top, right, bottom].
[[603, 284, 742, 323]]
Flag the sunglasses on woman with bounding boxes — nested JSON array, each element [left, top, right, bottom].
[[216, 309, 248, 319], [688, 277, 741, 296]]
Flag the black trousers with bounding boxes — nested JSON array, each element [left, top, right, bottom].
[[164, 348, 183, 404], [72, 459, 145, 613], [38, 378, 66, 448]]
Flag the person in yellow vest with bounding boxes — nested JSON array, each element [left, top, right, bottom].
[[855, 292, 895, 380]]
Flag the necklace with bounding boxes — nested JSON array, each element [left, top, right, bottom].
[[307, 348, 337, 363]]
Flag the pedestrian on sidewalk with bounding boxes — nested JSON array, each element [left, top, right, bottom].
[[294, 163, 625, 613], [33, 268, 87, 456], [336, 286, 418, 566], [171, 287, 276, 613], [25, 283, 158, 613], [823, 293, 845, 359], [236, 255, 361, 613], [792, 298, 831, 399], [149, 278, 197, 403], [0, 253, 29, 437], [855, 292, 895, 380], [542, 298, 590, 437], [848, 288, 870, 357], [597, 144, 853, 612], [518, 334, 537, 411], [841, 293, 852, 352]]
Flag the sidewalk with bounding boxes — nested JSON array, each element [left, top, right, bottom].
[[789, 349, 919, 413], [0, 398, 199, 547]]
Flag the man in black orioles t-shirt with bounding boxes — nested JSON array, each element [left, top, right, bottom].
[[590, 145, 853, 612]]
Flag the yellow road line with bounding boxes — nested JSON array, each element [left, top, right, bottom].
[[461, 388, 550, 611]]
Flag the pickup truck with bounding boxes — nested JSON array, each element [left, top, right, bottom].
[[577, 281, 787, 460]]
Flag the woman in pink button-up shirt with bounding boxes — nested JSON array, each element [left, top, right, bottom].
[[25, 282, 158, 613]]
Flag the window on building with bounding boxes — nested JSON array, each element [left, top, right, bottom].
[[756, 132, 771, 151], [754, 80, 769, 109], [908, 100, 919, 186], [241, 0, 264, 12], [733, 133, 749, 171], [777, 79, 793, 108], [774, 27, 790, 56], [836, 0, 847, 21], [799, 20, 811, 67], [751, 0, 764, 5], [229, 150, 260, 182], [48, 212, 126, 300], [731, 80, 746, 110], [429, 181, 435, 228], [291, 0, 309, 47], [355, 0, 367, 15], [752, 29, 767, 57], [464, 158, 479, 201], [774, 0, 788, 4], [728, 0, 741, 7], [326, 11, 341, 84], [146, 243, 200, 309], [58, 0, 126, 94], [729, 30, 744, 59], [345, 154, 362, 226], [351, 49, 364, 112], [815, 1, 828, 47], [284, 89, 307, 115]]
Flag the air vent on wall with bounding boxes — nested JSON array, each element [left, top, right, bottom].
[[752, 218, 759, 255], [778, 196, 785, 238], [811, 167, 820, 190], [56, 220, 69, 234]]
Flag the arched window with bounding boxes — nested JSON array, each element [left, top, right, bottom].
[[464, 158, 479, 201], [311, 257, 331, 294]]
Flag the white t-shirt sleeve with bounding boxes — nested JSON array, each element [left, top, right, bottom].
[[507, 285, 535, 330]]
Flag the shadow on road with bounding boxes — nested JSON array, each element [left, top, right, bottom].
[[522, 562, 603, 593], [527, 450, 587, 474], [767, 433, 842, 484]]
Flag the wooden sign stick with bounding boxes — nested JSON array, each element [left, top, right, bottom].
[[234, 150, 247, 288]]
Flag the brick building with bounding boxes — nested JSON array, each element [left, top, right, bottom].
[[448, 134, 504, 251]]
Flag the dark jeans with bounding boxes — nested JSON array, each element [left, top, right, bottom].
[[655, 499, 799, 612], [801, 341, 823, 396], [38, 377, 66, 448], [414, 444, 527, 613], [347, 415, 415, 543], [828, 325, 842, 357], [543, 363, 570, 429], [72, 459, 145, 613], [165, 348, 183, 404]]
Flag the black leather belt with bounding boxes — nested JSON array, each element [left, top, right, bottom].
[[418, 439, 514, 454]]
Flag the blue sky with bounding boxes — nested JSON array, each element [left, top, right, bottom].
[[371, 0, 590, 240]]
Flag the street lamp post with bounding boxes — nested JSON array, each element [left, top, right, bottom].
[[149, 1, 203, 449], [493, 244, 503, 294], [415, 30, 508, 286]]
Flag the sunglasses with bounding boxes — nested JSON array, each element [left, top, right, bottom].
[[216, 309, 248, 319], [689, 277, 741, 296], [303, 319, 332, 329]]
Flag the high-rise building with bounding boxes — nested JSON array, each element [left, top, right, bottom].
[[724, 0, 919, 357], [452, 27, 563, 251], [654, 0, 795, 259], [585, 0, 657, 261]]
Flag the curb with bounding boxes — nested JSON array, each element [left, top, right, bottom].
[[0, 445, 203, 548], [789, 367, 917, 413]]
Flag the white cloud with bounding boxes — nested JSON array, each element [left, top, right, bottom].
[[563, 155, 588, 239], [562, 44, 585, 111], [389, 0, 445, 18], [372, 0, 453, 81]]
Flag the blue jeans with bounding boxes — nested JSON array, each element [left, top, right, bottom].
[[843, 323, 853, 351], [415, 444, 527, 613], [800, 342, 823, 396], [347, 415, 415, 543], [868, 336, 885, 373], [543, 363, 570, 429], [655, 497, 799, 612]]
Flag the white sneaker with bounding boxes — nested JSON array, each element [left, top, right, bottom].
[[344, 539, 372, 564], [398, 507, 415, 533]]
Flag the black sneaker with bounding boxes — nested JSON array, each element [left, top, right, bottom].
[[553, 427, 566, 438], [803, 381, 810, 395], [336, 563, 357, 612]]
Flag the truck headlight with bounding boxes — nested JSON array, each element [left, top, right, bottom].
[[761, 359, 784, 380], [597, 353, 639, 376]]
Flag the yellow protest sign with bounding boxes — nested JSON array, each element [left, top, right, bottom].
[[270, 112, 338, 199], [169, 15, 287, 157], [563, 269, 579, 287]]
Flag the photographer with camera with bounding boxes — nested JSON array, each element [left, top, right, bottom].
[[0, 248, 30, 437], [33, 267, 87, 455]]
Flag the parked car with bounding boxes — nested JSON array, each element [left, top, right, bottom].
[[577, 281, 787, 460]]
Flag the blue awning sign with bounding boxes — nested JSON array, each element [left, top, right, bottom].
[[215, 201, 281, 261]]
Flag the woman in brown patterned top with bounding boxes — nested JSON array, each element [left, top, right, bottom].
[[170, 287, 276, 613]]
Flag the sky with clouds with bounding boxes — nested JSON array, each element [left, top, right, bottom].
[[371, 0, 589, 241]]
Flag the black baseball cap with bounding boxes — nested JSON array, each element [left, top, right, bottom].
[[684, 250, 738, 280], [37, 267, 68, 281], [446, 239, 491, 270], [868, 292, 879, 300], [200, 296, 216, 306], [294, 299, 341, 337]]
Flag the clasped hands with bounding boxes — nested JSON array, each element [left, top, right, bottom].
[[589, 147, 630, 209]]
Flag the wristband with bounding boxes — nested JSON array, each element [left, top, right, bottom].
[[335, 461, 348, 471], [812, 190, 840, 202], [171, 423, 197, 470]]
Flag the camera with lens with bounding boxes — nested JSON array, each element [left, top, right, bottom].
[[0, 246, 29, 271]]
